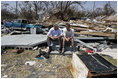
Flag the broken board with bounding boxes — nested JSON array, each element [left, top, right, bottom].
[[70, 53, 117, 78], [74, 31, 116, 37]]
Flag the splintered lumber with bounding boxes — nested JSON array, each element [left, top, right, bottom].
[[70, 53, 88, 78], [89, 26, 106, 31], [74, 31, 116, 37], [70, 53, 117, 78], [71, 24, 89, 28], [74, 37, 116, 41], [75, 39, 96, 51], [72, 27, 88, 31]]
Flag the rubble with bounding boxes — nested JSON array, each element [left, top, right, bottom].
[[75, 31, 116, 37], [1, 50, 73, 78], [2, 75, 8, 78], [1, 11, 117, 78], [104, 14, 117, 22], [75, 39, 96, 51]]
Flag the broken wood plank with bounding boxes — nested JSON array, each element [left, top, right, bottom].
[[74, 37, 116, 41], [70, 53, 117, 78], [70, 53, 89, 78], [72, 27, 88, 31], [75, 39, 96, 51], [74, 31, 116, 37]]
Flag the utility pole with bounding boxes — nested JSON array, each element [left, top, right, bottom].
[[92, 1, 96, 18], [16, 1, 18, 16]]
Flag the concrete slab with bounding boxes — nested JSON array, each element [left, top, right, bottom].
[[1, 34, 47, 47], [50, 41, 79, 54]]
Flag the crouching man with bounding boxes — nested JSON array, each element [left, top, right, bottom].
[[62, 23, 74, 55], [47, 24, 62, 54]]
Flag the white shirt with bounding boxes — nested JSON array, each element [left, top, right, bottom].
[[63, 28, 74, 38], [47, 27, 62, 37]]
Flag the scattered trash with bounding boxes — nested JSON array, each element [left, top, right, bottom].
[[46, 57, 52, 64], [33, 46, 38, 50], [11, 49, 24, 54], [25, 61, 36, 66], [1, 8, 117, 78], [43, 53, 50, 59], [96, 47, 102, 52], [70, 23, 88, 28], [39, 64, 43, 67], [38, 57, 44, 60], [35, 48, 49, 59], [2, 75, 8, 78], [86, 49, 94, 53], [11, 50, 18, 53], [1, 64, 7, 67], [1, 49, 7, 55]]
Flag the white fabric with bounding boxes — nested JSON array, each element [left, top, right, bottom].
[[63, 28, 74, 38]]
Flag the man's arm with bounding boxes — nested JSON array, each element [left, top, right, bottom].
[[57, 35, 62, 38], [68, 29, 74, 40], [63, 28, 69, 41], [64, 35, 70, 41], [47, 28, 54, 39], [69, 36, 73, 39], [48, 35, 53, 39], [70, 29, 74, 39]]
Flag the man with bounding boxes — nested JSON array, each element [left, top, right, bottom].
[[47, 24, 62, 54], [62, 23, 74, 55]]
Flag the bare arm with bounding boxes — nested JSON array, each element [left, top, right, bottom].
[[64, 35, 70, 41], [69, 36, 73, 40], [48, 35, 52, 38], [57, 35, 62, 38], [48, 35, 54, 40]]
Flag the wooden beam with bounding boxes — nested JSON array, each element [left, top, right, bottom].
[[75, 39, 96, 51], [72, 27, 88, 31], [74, 37, 116, 41], [74, 31, 116, 37]]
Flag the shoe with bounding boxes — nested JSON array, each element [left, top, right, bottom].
[[62, 48, 65, 54], [71, 48, 74, 52], [62, 53, 65, 56], [35, 49, 42, 58], [43, 53, 50, 59], [35, 54, 42, 58], [58, 49, 62, 54], [48, 46, 52, 54], [49, 46, 52, 52], [62, 48, 65, 56]]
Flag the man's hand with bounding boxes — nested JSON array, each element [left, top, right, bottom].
[[66, 38, 69, 42], [51, 37, 58, 40], [68, 37, 73, 40], [66, 37, 73, 42]]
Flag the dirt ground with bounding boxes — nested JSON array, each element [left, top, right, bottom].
[[1, 49, 73, 78], [1, 49, 117, 78]]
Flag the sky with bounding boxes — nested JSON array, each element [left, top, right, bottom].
[[1, 1, 117, 12]]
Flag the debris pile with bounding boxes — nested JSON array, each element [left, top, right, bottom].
[[1, 13, 117, 78]]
